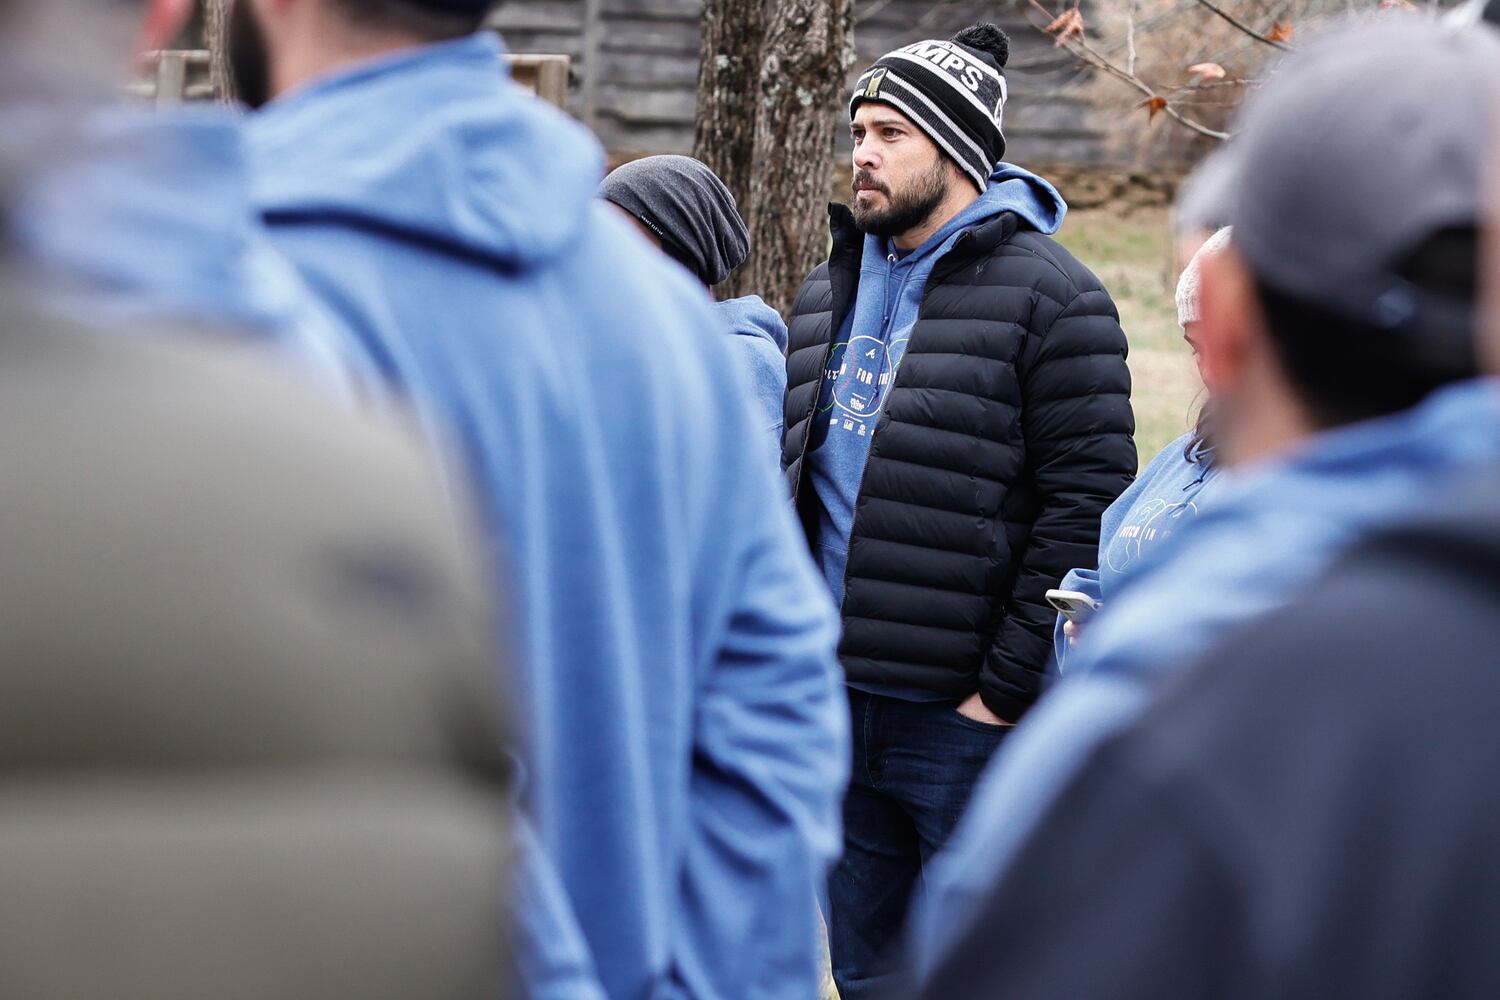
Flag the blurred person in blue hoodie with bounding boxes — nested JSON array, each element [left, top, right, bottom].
[[777, 22, 1135, 998], [0, 0, 350, 391], [905, 20, 1500, 992], [600, 155, 788, 442], [227, 1, 848, 997], [1050, 227, 1232, 675]]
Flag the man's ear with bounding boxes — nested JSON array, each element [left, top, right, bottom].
[[134, 0, 195, 55], [1195, 246, 1261, 398]]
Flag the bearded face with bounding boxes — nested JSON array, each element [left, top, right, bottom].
[[849, 104, 954, 240]]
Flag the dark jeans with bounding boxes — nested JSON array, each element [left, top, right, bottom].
[[827, 689, 1008, 1000]]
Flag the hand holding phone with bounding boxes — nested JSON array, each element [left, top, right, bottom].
[[1046, 588, 1101, 628]]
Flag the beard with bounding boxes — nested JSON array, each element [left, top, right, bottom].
[[226, 0, 273, 110], [851, 155, 950, 238]]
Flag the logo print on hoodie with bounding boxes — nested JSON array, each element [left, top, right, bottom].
[[1105, 497, 1203, 575], [821, 333, 911, 435]]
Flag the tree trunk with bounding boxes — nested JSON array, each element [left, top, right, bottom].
[[743, 0, 853, 315], [203, 0, 238, 104], [692, 0, 766, 299]]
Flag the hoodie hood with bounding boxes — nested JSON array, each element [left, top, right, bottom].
[[249, 32, 603, 270], [980, 162, 1067, 235], [4, 99, 357, 394], [7, 104, 265, 329], [712, 295, 789, 438], [713, 294, 788, 352]]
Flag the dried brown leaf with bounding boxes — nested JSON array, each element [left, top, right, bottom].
[[1045, 8, 1085, 46], [1267, 20, 1294, 42], [1136, 95, 1169, 121]]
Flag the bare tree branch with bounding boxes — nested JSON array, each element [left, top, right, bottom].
[[1192, 0, 1293, 50], [1126, 0, 1139, 76], [1008, 0, 1198, 70], [1026, 0, 1232, 141], [1166, 76, 1259, 93]]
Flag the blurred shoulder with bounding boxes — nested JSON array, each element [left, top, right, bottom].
[[1, 312, 463, 553]]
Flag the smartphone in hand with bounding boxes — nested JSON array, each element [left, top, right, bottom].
[[1046, 588, 1101, 627]]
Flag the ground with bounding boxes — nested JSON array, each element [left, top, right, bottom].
[[1053, 204, 1202, 469]]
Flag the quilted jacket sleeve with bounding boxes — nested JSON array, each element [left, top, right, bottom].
[[981, 280, 1135, 721]]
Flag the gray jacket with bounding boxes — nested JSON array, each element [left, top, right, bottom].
[[0, 299, 513, 1000]]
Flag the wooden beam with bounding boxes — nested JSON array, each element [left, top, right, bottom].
[[155, 51, 189, 104], [133, 48, 570, 111], [507, 54, 572, 110], [580, 0, 604, 126]]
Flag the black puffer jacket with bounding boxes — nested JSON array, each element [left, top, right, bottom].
[[783, 203, 1135, 721]]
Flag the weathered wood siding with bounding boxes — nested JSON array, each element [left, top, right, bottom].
[[490, 0, 1112, 164], [133, 50, 571, 108]]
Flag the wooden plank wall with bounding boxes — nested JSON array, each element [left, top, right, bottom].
[[490, 0, 1114, 165], [132, 50, 571, 109]]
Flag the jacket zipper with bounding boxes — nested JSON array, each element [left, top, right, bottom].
[[792, 228, 978, 562], [833, 232, 974, 606]]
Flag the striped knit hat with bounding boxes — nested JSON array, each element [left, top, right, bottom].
[[850, 24, 1010, 194]]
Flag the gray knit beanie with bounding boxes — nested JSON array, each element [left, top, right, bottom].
[[599, 155, 750, 287]]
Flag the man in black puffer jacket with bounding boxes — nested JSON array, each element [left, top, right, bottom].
[[782, 23, 1135, 997]]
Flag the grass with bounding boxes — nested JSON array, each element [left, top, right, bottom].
[[1053, 205, 1203, 469]]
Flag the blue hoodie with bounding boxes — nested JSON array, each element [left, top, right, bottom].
[[713, 294, 789, 442], [908, 378, 1500, 979], [4, 101, 353, 392], [1051, 432, 1221, 674], [247, 33, 847, 1000], [805, 164, 1067, 699]]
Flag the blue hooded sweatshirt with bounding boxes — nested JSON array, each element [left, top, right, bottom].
[[805, 164, 1066, 699], [908, 378, 1500, 979], [713, 294, 789, 442], [247, 33, 848, 1000], [4, 100, 352, 392], [1051, 432, 1221, 674]]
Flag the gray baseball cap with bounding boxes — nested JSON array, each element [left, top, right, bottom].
[[1182, 17, 1500, 338]]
